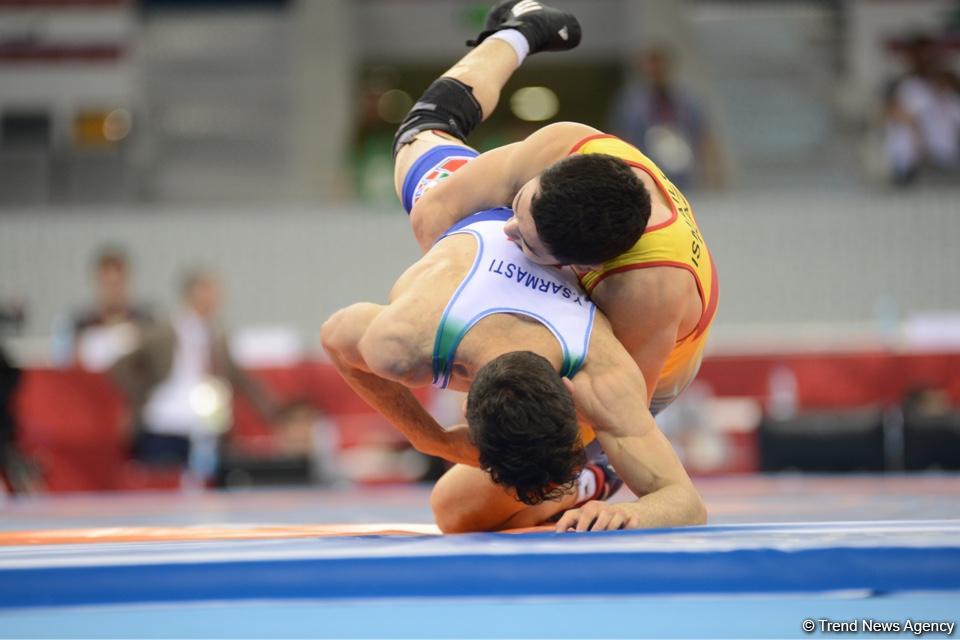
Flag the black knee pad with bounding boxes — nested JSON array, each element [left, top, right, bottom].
[[393, 77, 483, 157]]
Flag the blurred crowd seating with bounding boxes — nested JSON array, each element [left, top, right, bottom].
[[10, 362, 428, 493], [6, 349, 959, 494]]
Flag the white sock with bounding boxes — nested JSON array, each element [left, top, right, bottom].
[[488, 29, 530, 66], [575, 466, 598, 505]]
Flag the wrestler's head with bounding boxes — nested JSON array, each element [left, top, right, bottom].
[[503, 153, 650, 267], [466, 350, 585, 506]]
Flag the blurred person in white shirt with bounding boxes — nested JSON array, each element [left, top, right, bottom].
[[883, 36, 960, 185], [61, 246, 154, 371], [110, 269, 289, 484]]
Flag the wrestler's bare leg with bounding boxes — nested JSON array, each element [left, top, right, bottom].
[[392, 39, 520, 197]]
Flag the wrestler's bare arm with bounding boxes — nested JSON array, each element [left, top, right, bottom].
[[592, 267, 695, 405], [557, 321, 707, 531], [409, 122, 601, 251], [320, 303, 479, 466]]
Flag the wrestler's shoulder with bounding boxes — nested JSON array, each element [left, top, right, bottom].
[[518, 122, 604, 152], [594, 266, 695, 315], [539, 121, 602, 136]]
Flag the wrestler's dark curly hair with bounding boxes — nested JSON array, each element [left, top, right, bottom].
[[466, 351, 586, 506], [531, 153, 651, 265]]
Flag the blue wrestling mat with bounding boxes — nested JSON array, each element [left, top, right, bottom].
[[1, 475, 958, 639]]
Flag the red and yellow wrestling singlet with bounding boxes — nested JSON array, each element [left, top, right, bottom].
[[569, 134, 719, 414]]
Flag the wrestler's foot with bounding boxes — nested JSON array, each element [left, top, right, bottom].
[[467, 0, 581, 54]]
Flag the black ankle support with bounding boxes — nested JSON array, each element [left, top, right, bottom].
[[393, 77, 483, 157]]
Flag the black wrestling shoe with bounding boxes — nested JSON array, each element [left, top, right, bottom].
[[467, 0, 581, 54]]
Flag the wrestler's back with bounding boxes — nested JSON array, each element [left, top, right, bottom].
[[389, 233, 565, 391]]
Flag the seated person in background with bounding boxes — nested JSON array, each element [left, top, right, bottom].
[[0, 306, 41, 494], [0, 343, 29, 494], [321, 207, 706, 533], [883, 35, 960, 185], [110, 269, 287, 481], [67, 246, 154, 371], [607, 47, 724, 190]]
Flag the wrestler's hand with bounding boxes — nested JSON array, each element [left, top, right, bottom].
[[440, 424, 481, 468], [555, 500, 643, 533]]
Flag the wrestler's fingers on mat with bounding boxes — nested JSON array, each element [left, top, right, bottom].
[[605, 512, 627, 531], [577, 501, 606, 532], [590, 510, 614, 532], [554, 508, 583, 532]]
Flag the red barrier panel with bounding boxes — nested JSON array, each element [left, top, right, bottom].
[[13, 368, 126, 491], [11, 363, 433, 492], [11, 351, 959, 492], [697, 351, 960, 409]]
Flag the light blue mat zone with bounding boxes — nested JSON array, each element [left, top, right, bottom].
[[1, 520, 959, 639], [1, 477, 958, 638]]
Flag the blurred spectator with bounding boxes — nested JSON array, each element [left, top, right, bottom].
[[883, 36, 960, 185], [109, 269, 289, 484], [903, 384, 954, 419], [902, 383, 960, 471], [0, 346, 23, 493], [63, 246, 154, 371], [0, 305, 41, 494], [608, 47, 724, 190]]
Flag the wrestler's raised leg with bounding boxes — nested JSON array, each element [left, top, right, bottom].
[[393, 1, 580, 206]]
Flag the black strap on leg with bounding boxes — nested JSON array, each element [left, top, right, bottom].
[[393, 77, 483, 157]]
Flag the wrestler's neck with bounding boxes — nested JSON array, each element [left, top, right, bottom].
[[447, 314, 566, 391]]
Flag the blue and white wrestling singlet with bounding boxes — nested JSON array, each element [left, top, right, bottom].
[[431, 208, 597, 389]]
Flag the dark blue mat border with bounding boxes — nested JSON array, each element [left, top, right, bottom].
[[2, 547, 959, 609]]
